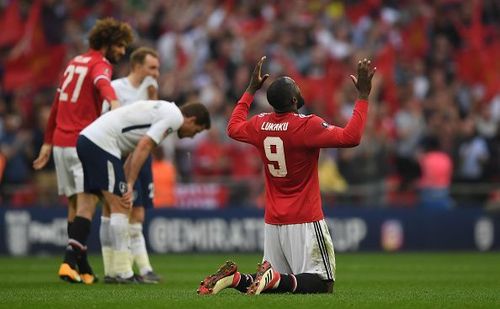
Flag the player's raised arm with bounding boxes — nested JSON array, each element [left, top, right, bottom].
[[227, 56, 269, 142], [245, 56, 270, 95], [350, 58, 376, 101], [305, 58, 375, 148]]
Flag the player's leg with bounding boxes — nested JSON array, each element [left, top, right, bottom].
[[100, 200, 116, 283], [103, 190, 139, 283], [71, 192, 99, 284], [246, 223, 295, 295], [70, 152, 98, 284], [248, 221, 335, 295], [67, 195, 76, 230], [129, 156, 160, 283], [54, 147, 87, 283], [59, 195, 82, 283], [197, 224, 289, 295], [130, 206, 161, 283], [275, 220, 335, 294]]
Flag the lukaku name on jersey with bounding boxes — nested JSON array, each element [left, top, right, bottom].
[[260, 121, 289, 131]]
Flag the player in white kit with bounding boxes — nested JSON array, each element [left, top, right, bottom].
[[78, 100, 210, 283], [100, 47, 162, 283]]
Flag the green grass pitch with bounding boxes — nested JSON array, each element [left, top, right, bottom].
[[0, 252, 499, 308]]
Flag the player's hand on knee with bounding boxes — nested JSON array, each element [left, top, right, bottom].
[[120, 183, 134, 209]]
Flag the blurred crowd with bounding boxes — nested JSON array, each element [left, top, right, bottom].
[[0, 0, 499, 209]]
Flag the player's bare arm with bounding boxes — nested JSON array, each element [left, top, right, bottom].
[[126, 136, 156, 189], [109, 99, 121, 110], [245, 56, 270, 95], [32, 143, 52, 170], [349, 58, 376, 100]]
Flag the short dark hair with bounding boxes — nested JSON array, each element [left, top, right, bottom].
[[266, 77, 296, 112], [180, 103, 211, 129], [88, 18, 133, 50], [130, 47, 158, 67]]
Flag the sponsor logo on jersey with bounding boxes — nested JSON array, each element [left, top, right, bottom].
[[163, 127, 173, 139]]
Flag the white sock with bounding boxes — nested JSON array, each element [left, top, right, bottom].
[[110, 213, 133, 278], [99, 216, 113, 276], [113, 250, 133, 279], [129, 223, 153, 275]]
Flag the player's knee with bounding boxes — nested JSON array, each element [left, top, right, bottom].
[[75, 193, 98, 219], [129, 223, 143, 238], [75, 204, 96, 220], [130, 207, 145, 223], [294, 273, 333, 294]]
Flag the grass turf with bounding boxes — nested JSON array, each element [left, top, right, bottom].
[[0, 252, 499, 308]]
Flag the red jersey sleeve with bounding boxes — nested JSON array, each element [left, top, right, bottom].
[[43, 93, 60, 144], [227, 92, 256, 144], [304, 99, 368, 148], [91, 62, 117, 102]]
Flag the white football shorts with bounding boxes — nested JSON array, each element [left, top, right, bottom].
[[53, 146, 84, 197], [263, 219, 336, 281]]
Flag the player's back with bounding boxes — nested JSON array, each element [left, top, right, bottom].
[[53, 50, 112, 147], [249, 112, 324, 224], [81, 100, 182, 159]]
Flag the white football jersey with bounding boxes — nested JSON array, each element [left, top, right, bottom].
[[111, 76, 158, 105], [81, 100, 183, 158]]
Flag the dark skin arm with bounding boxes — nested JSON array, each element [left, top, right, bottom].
[[349, 58, 376, 100], [245, 56, 270, 95]]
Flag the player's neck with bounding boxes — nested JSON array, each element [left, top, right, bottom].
[[274, 107, 298, 114], [127, 73, 143, 88]]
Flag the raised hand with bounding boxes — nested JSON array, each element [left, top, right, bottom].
[[350, 58, 376, 101], [246, 56, 270, 94]]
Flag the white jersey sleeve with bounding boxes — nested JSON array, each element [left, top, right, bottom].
[[146, 103, 183, 145]]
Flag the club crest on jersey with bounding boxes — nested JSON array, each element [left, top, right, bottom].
[[163, 127, 173, 138], [119, 182, 128, 194]]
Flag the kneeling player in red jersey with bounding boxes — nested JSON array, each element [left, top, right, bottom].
[[198, 56, 375, 295]]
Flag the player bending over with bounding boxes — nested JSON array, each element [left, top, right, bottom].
[[101, 47, 162, 284], [78, 100, 210, 283]]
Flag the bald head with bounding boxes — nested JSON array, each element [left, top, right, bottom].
[[266, 76, 304, 113]]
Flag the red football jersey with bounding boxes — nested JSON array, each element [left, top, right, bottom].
[[228, 93, 368, 224], [45, 49, 115, 147]]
